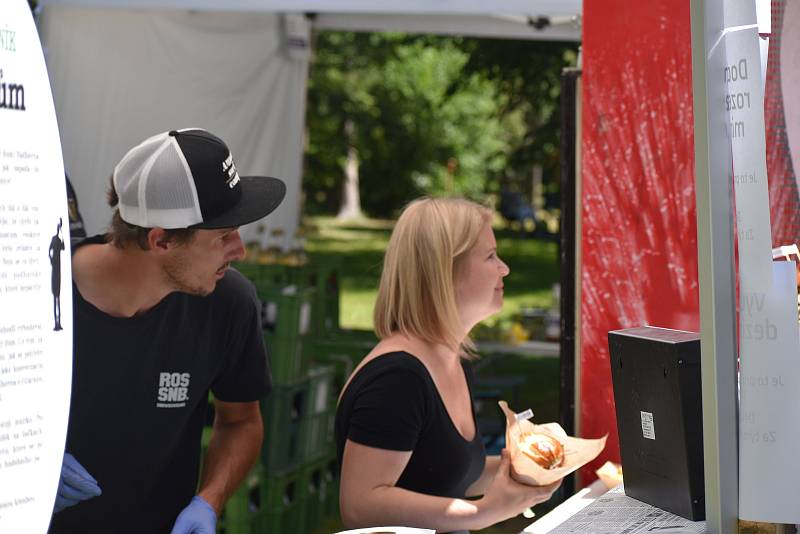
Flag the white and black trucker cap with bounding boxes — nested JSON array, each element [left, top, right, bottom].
[[113, 128, 286, 229]]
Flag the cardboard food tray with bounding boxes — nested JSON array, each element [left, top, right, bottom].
[[499, 400, 607, 486]]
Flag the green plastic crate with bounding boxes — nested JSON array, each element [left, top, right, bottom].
[[262, 368, 339, 473], [305, 332, 376, 393], [304, 409, 335, 462], [261, 285, 315, 383], [263, 467, 307, 533], [305, 366, 336, 461], [264, 334, 307, 386], [323, 456, 340, 517], [218, 466, 263, 534], [260, 285, 315, 340], [307, 365, 336, 414], [233, 262, 291, 293], [287, 261, 342, 333], [236, 259, 341, 337], [303, 365, 339, 466], [303, 456, 333, 532], [261, 380, 309, 473]]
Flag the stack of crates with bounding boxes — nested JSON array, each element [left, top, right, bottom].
[[259, 284, 315, 384], [304, 330, 376, 395], [260, 380, 308, 473], [217, 465, 265, 534], [305, 366, 337, 461], [212, 456, 308, 534], [199, 428, 266, 534], [262, 465, 307, 532], [302, 453, 339, 530], [211, 258, 372, 533], [285, 260, 341, 334], [235, 259, 343, 383], [259, 365, 337, 472], [260, 364, 338, 533]]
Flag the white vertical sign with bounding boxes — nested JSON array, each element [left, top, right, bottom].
[[0, 1, 72, 533], [726, 27, 772, 284], [738, 262, 800, 522], [723, 2, 800, 523]]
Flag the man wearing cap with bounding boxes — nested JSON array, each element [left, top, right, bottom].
[[48, 129, 286, 534]]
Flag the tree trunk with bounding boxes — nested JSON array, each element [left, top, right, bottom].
[[531, 163, 544, 210], [337, 119, 362, 220]]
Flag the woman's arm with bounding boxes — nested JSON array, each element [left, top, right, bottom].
[[340, 440, 560, 532], [465, 454, 501, 497]]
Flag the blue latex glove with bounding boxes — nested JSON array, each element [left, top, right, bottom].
[[170, 495, 217, 534], [54, 453, 102, 513]]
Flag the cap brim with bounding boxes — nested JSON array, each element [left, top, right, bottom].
[[191, 176, 286, 230]]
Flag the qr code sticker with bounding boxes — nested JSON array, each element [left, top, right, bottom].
[[640, 411, 655, 440]]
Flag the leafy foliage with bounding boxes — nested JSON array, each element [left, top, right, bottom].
[[456, 39, 579, 200], [304, 32, 578, 216]]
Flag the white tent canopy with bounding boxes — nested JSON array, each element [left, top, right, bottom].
[[314, 13, 580, 41], [39, 7, 310, 247], [40, 0, 582, 40], [39, 0, 581, 17], [38, 0, 580, 247]]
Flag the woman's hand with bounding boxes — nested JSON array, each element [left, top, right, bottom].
[[476, 449, 561, 528]]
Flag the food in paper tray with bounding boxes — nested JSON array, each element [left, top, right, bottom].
[[499, 400, 607, 486], [518, 431, 565, 469]]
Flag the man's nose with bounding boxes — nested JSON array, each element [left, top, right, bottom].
[[228, 230, 246, 261]]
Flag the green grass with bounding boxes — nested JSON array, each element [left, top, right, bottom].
[[305, 216, 389, 330], [305, 215, 560, 331]]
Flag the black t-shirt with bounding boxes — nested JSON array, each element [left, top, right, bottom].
[[335, 351, 486, 501], [49, 235, 271, 534]]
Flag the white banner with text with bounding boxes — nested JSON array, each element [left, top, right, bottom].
[[0, 1, 72, 532]]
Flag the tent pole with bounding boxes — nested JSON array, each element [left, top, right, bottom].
[[559, 66, 581, 498], [690, 1, 739, 532]]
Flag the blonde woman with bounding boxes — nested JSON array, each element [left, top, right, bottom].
[[335, 198, 561, 533]]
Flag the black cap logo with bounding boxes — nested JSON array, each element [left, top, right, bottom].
[[222, 153, 241, 189]]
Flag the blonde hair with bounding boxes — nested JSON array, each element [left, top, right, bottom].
[[373, 197, 492, 353]]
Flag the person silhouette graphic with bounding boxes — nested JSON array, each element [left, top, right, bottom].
[[49, 218, 65, 331]]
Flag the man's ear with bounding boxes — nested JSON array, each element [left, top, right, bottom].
[[147, 228, 171, 252]]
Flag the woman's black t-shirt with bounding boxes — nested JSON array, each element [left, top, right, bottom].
[[335, 351, 486, 499]]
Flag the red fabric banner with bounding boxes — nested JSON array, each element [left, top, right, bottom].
[[579, 0, 699, 484]]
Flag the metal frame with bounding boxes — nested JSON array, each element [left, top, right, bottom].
[[690, 1, 740, 531], [559, 66, 582, 498]]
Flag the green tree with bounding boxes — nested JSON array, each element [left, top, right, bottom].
[[359, 39, 517, 213], [303, 32, 576, 217], [305, 32, 400, 216], [305, 32, 518, 217], [454, 38, 579, 202]]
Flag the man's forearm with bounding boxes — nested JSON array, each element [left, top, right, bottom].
[[197, 403, 263, 514]]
